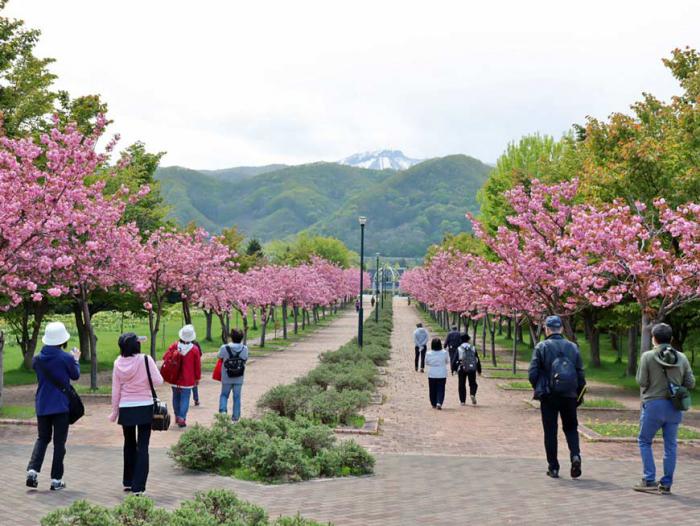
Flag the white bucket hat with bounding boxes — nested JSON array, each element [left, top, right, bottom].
[[42, 321, 71, 346], [178, 324, 196, 343]]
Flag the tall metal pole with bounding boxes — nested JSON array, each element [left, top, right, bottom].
[[375, 254, 380, 322], [358, 218, 366, 348], [381, 265, 385, 308]]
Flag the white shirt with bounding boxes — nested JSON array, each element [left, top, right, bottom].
[[425, 350, 449, 378]]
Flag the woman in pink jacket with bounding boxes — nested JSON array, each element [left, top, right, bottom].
[[109, 333, 163, 495]]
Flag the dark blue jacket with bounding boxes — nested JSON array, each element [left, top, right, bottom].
[[528, 334, 585, 399], [33, 345, 80, 416], [444, 330, 462, 351]]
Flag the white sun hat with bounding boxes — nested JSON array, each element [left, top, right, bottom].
[[178, 324, 196, 343], [42, 321, 71, 346]]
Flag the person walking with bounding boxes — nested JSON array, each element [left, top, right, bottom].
[[454, 333, 481, 405], [109, 333, 163, 495], [217, 328, 249, 422], [528, 315, 586, 479], [444, 326, 462, 375], [192, 343, 203, 407], [167, 324, 201, 428], [633, 323, 696, 495], [26, 322, 80, 491], [425, 338, 450, 409], [413, 323, 429, 372]]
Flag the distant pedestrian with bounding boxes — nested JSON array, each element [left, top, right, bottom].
[[192, 343, 203, 407], [109, 333, 163, 495], [425, 338, 449, 409], [444, 326, 461, 375], [528, 315, 586, 479], [26, 322, 80, 491], [371, 295, 376, 308], [453, 333, 481, 405], [165, 324, 201, 428], [413, 322, 429, 372], [218, 328, 249, 422], [633, 323, 695, 494], [355, 299, 360, 312]]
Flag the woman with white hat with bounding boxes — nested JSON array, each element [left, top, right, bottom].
[[26, 321, 80, 491], [164, 324, 201, 427]]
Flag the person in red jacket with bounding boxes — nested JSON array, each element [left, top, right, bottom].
[[167, 324, 201, 428]]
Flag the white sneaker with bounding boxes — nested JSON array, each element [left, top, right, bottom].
[[471, 395, 477, 405], [50, 479, 66, 491]]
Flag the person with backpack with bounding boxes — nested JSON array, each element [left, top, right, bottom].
[[413, 323, 429, 372], [425, 338, 450, 409], [217, 328, 249, 422], [633, 323, 696, 495], [163, 324, 201, 428], [453, 333, 481, 405], [528, 315, 585, 480], [444, 326, 462, 376], [109, 333, 163, 495], [26, 322, 81, 491]]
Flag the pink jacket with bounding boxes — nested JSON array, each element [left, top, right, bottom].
[[109, 354, 164, 422]]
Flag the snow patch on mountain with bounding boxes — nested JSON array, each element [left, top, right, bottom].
[[339, 150, 422, 171]]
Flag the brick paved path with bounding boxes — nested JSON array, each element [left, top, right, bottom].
[[2, 297, 700, 525]]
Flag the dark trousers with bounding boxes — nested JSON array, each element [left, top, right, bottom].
[[448, 348, 458, 373], [540, 396, 580, 471], [414, 346, 426, 370], [428, 377, 447, 407], [27, 412, 70, 480], [192, 385, 199, 403], [457, 370, 478, 402], [122, 423, 152, 492]]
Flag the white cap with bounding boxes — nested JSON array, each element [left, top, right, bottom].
[[42, 322, 71, 346], [178, 324, 196, 343]]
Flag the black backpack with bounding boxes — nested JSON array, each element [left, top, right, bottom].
[[549, 349, 578, 395], [459, 344, 478, 373], [224, 345, 246, 378]]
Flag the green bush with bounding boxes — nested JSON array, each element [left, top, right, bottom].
[[112, 496, 171, 526], [273, 515, 330, 526], [288, 421, 337, 454], [242, 436, 320, 482], [318, 440, 375, 477], [179, 490, 269, 526], [257, 383, 319, 419], [41, 500, 118, 526], [169, 416, 238, 472], [310, 389, 371, 425]]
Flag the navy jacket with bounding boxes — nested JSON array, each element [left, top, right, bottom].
[[444, 330, 462, 351], [528, 334, 585, 399], [33, 345, 80, 416]]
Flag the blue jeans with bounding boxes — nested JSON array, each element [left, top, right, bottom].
[[638, 399, 682, 487], [192, 385, 199, 403], [219, 383, 243, 421], [171, 387, 192, 420]]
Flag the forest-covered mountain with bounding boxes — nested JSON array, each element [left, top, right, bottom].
[[155, 155, 492, 256]]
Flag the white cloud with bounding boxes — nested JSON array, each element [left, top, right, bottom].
[[6, 0, 700, 167]]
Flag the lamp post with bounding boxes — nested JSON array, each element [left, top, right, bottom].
[[375, 253, 380, 322], [381, 265, 385, 308], [358, 216, 367, 348]]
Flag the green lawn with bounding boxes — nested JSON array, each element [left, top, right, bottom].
[[484, 371, 528, 380], [499, 381, 531, 390], [0, 404, 35, 419], [587, 421, 700, 440], [2, 305, 340, 386], [582, 398, 626, 409], [74, 385, 112, 395]]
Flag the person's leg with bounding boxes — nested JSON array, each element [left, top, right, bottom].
[[540, 398, 560, 472], [232, 384, 243, 421], [219, 383, 233, 413], [414, 346, 420, 371], [122, 424, 137, 488], [468, 371, 478, 395], [50, 413, 70, 481], [193, 385, 199, 405], [457, 371, 467, 404], [172, 387, 181, 419], [638, 401, 663, 484], [27, 415, 52, 475], [660, 400, 682, 489], [420, 347, 426, 371], [437, 378, 446, 406], [179, 387, 192, 421], [449, 349, 456, 374], [131, 423, 152, 493], [428, 378, 437, 407], [560, 398, 580, 459]]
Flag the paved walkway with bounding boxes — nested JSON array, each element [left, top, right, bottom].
[[2, 297, 700, 525]]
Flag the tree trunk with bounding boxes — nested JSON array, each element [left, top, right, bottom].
[[515, 322, 524, 343], [0, 330, 4, 410], [583, 310, 601, 368], [282, 301, 288, 339], [242, 314, 249, 344], [19, 299, 48, 370], [640, 312, 654, 353], [301, 309, 306, 331], [512, 312, 519, 374], [74, 303, 90, 362], [260, 307, 268, 348], [182, 298, 192, 325], [481, 313, 487, 360], [506, 316, 512, 340], [485, 313, 497, 367], [217, 313, 228, 344], [528, 322, 536, 350], [471, 319, 478, 346], [498, 315, 503, 336], [79, 286, 98, 390], [626, 323, 639, 376], [204, 310, 213, 341], [293, 306, 299, 335], [252, 310, 257, 331], [610, 332, 622, 363]]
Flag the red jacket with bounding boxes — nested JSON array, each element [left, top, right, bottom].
[[167, 342, 202, 388]]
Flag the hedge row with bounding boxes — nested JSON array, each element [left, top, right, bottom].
[[41, 489, 327, 526], [257, 300, 394, 425], [170, 413, 374, 483]]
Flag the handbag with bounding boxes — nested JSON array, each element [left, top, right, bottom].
[[145, 355, 171, 431], [212, 358, 223, 382], [35, 359, 85, 425]]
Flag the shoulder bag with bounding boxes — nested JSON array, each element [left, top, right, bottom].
[[145, 355, 171, 431]]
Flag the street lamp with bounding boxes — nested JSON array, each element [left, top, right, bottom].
[[358, 216, 367, 348], [375, 253, 380, 322]]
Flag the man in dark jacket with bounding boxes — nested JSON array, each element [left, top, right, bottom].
[[444, 326, 461, 375], [528, 315, 586, 479]]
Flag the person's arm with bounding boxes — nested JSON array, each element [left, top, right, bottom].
[[194, 349, 201, 382], [65, 353, 80, 381], [476, 352, 482, 375], [241, 345, 249, 361], [682, 362, 696, 390], [148, 355, 164, 386], [109, 364, 120, 422], [636, 354, 648, 388], [575, 349, 586, 390], [528, 345, 542, 388]]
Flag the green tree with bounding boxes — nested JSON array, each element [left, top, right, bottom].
[[267, 233, 356, 268]]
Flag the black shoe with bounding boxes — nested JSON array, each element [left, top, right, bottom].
[[632, 479, 658, 493], [571, 455, 582, 479], [26, 471, 38, 488], [658, 484, 671, 495], [123, 486, 132, 492], [50, 480, 66, 491], [194, 401, 200, 406], [546, 468, 559, 479], [436, 404, 442, 410], [420, 369, 424, 373]]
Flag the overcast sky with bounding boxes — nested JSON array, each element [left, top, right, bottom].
[[7, 0, 700, 168]]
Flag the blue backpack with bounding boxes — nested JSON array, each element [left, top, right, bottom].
[[550, 349, 578, 395]]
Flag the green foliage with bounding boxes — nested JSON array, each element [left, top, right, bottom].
[[243, 436, 320, 482], [266, 233, 357, 268], [42, 490, 324, 526], [257, 383, 319, 419], [309, 389, 372, 425], [318, 440, 375, 476]]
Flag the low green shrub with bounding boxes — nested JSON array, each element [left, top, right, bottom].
[[318, 440, 375, 477], [242, 436, 320, 482], [257, 383, 319, 419], [42, 491, 326, 526], [310, 389, 371, 425]]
